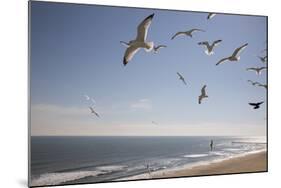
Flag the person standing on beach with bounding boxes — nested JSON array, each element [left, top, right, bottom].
[[210, 140, 214, 151]]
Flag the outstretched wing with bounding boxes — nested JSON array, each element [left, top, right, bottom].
[[190, 28, 205, 34], [207, 13, 216, 20], [213, 39, 222, 46], [171, 32, 186, 40], [232, 43, 248, 58], [216, 57, 230, 66], [246, 68, 257, 72], [136, 14, 154, 42], [123, 45, 141, 66], [177, 72, 183, 79], [201, 85, 207, 96], [120, 41, 130, 47], [154, 45, 167, 50]]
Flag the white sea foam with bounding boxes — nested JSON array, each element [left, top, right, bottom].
[[96, 165, 127, 172], [31, 170, 106, 187], [183, 154, 209, 158]]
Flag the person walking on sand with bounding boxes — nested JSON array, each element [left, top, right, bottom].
[[210, 140, 214, 151]]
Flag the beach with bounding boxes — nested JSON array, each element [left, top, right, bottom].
[[152, 151, 267, 179]]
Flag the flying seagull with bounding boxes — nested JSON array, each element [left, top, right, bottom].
[[246, 67, 267, 75], [171, 29, 205, 40], [207, 13, 216, 20], [89, 106, 100, 118], [198, 85, 208, 104], [216, 43, 248, 66], [177, 72, 187, 85], [258, 55, 268, 63], [247, 80, 260, 86], [248, 101, 264, 109], [153, 44, 167, 53], [198, 40, 222, 55], [122, 14, 155, 66], [152, 121, 158, 125]]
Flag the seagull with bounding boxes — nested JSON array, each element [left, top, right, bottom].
[[152, 121, 158, 125], [216, 43, 248, 66], [248, 101, 264, 109], [89, 106, 100, 118], [122, 14, 155, 66], [258, 55, 268, 63], [247, 80, 260, 86], [257, 83, 267, 89], [198, 40, 222, 55], [246, 67, 267, 75], [153, 44, 167, 53], [198, 85, 208, 104], [207, 13, 216, 20], [177, 72, 187, 85], [171, 29, 205, 40]]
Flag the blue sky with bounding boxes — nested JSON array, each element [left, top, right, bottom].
[[30, 1, 267, 136]]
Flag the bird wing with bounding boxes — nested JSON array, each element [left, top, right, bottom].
[[207, 13, 216, 19], [248, 103, 257, 106], [259, 67, 267, 71], [190, 28, 205, 34], [232, 43, 248, 58], [123, 44, 141, 66], [257, 101, 264, 105], [248, 80, 254, 84], [201, 85, 207, 96], [171, 32, 186, 40], [216, 57, 230, 66], [154, 45, 167, 50], [182, 79, 187, 85], [136, 14, 154, 42], [246, 68, 257, 72], [198, 41, 209, 46], [177, 72, 184, 79], [120, 41, 130, 47], [213, 40, 222, 46]]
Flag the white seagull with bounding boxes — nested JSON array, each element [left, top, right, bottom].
[[198, 85, 208, 104], [171, 29, 205, 40], [246, 67, 267, 75], [258, 55, 268, 63], [122, 14, 155, 66], [89, 106, 100, 118], [216, 43, 248, 66], [207, 13, 216, 20], [198, 40, 222, 55], [153, 44, 167, 53], [177, 72, 187, 85]]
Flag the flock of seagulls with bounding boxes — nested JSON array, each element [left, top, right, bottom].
[[88, 12, 267, 119]]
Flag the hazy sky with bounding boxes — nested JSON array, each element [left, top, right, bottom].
[[30, 1, 267, 136]]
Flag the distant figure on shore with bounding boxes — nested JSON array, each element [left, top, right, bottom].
[[210, 140, 214, 151]]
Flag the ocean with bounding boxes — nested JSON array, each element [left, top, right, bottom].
[[30, 136, 266, 186]]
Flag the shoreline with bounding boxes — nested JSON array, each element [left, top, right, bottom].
[[118, 150, 267, 181]]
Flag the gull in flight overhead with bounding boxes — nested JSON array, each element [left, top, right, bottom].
[[198, 40, 222, 55], [258, 55, 268, 63], [198, 85, 208, 104], [216, 43, 248, 66], [207, 13, 216, 20], [152, 121, 158, 125], [248, 101, 264, 109], [153, 44, 167, 53], [246, 67, 267, 75], [171, 29, 205, 40], [122, 14, 155, 66], [247, 80, 261, 86], [177, 72, 187, 85], [89, 106, 100, 118]]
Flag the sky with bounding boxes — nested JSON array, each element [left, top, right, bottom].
[[30, 1, 267, 136]]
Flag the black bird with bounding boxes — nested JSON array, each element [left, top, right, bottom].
[[248, 101, 264, 109]]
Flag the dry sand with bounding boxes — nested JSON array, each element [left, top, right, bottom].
[[152, 151, 267, 178]]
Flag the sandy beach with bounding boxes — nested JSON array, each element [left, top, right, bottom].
[[152, 151, 267, 178]]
